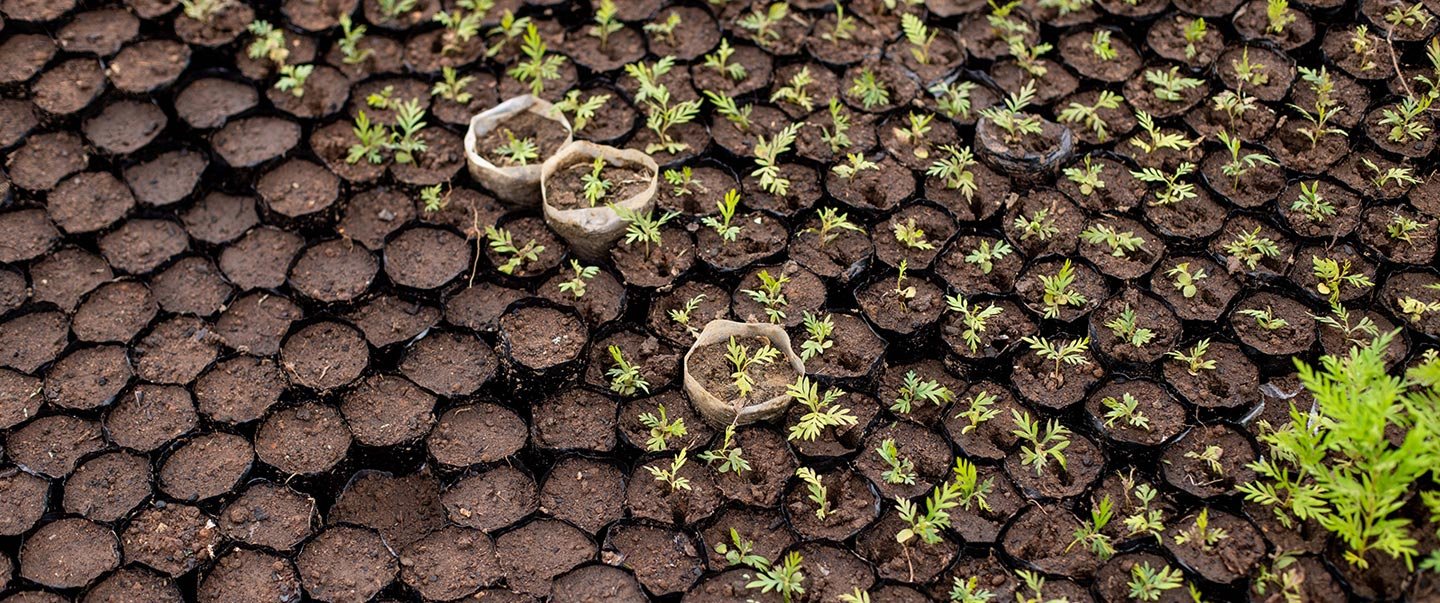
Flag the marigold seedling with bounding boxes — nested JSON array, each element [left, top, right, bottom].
[[786, 375, 857, 442], [737, 2, 787, 46], [963, 239, 1013, 275], [1106, 305, 1155, 349], [926, 145, 978, 198], [752, 123, 803, 196], [626, 57, 703, 154], [376, 0, 417, 19], [1014, 208, 1059, 241], [347, 111, 387, 165], [794, 467, 831, 520], [1011, 408, 1072, 476], [1167, 339, 1217, 375], [1224, 226, 1281, 270], [1080, 223, 1145, 258], [1090, 29, 1117, 61], [1103, 393, 1150, 430], [642, 11, 682, 45], [247, 20, 289, 66], [945, 294, 1004, 355], [613, 205, 680, 258], [1312, 256, 1372, 302], [606, 344, 650, 396], [588, 0, 623, 49], [953, 387, 1000, 434], [806, 207, 863, 247], [798, 311, 834, 361], [646, 448, 692, 492], [668, 293, 705, 336], [580, 157, 612, 207], [552, 90, 609, 132], [741, 270, 790, 324], [876, 438, 917, 485], [892, 217, 935, 251], [492, 129, 539, 166], [431, 67, 474, 103], [558, 260, 598, 298], [1183, 17, 1207, 60], [770, 67, 816, 113], [337, 14, 373, 65], [698, 424, 750, 474], [508, 23, 566, 96], [930, 80, 977, 120], [1059, 90, 1124, 142], [1146, 66, 1203, 103], [484, 225, 544, 275], [1130, 561, 1185, 602], [1173, 508, 1228, 551], [1240, 305, 1289, 330], [979, 81, 1044, 145], [1067, 496, 1116, 560], [891, 369, 953, 414], [726, 336, 781, 399], [701, 189, 742, 243], [705, 90, 753, 130], [1217, 130, 1277, 189], [639, 403, 686, 452], [420, 184, 447, 213], [1131, 163, 1197, 206], [1166, 262, 1207, 299], [831, 153, 878, 179], [1037, 259, 1088, 319], [1387, 212, 1429, 244], [274, 64, 313, 97], [745, 551, 805, 601], [703, 38, 747, 81], [1023, 335, 1091, 383], [849, 68, 891, 109], [819, 98, 854, 153], [1129, 110, 1199, 155]]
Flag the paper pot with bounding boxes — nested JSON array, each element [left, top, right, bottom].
[[683, 320, 805, 427], [541, 141, 659, 261], [464, 95, 573, 205]]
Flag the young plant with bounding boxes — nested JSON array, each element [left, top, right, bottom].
[[642, 11, 682, 46], [746, 551, 806, 602], [613, 205, 680, 258], [714, 528, 766, 568], [552, 90, 609, 132], [1186, 444, 1226, 476], [580, 157, 612, 207], [822, 3, 857, 42], [1014, 208, 1059, 241], [1266, 0, 1296, 34], [901, 12, 940, 64], [1172, 508, 1229, 551], [1290, 67, 1348, 148], [953, 388, 1000, 434], [892, 218, 935, 251], [726, 336, 781, 399], [274, 64, 314, 97], [831, 153, 878, 179], [1129, 562, 1185, 602], [664, 296, 706, 343], [492, 129, 539, 166], [794, 467, 832, 520], [978, 81, 1043, 145], [946, 294, 1005, 356], [1212, 89, 1259, 125], [798, 311, 834, 361], [1089, 29, 1117, 61], [1361, 158, 1420, 189], [1122, 480, 1167, 542], [1384, 2, 1435, 30], [891, 370, 954, 414], [705, 90, 753, 130], [741, 270, 790, 324], [1129, 110, 1199, 155], [1183, 17, 1207, 60], [896, 477, 965, 548], [1023, 335, 1091, 383], [1167, 339, 1217, 375], [639, 403, 687, 451], [337, 15, 373, 65], [606, 344, 650, 396], [1379, 95, 1434, 143], [737, 2, 788, 46], [484, 225, 544, 275], [751, 123, 803, 196], [1058, 90, 1124, 142], [698, 424, 751, 474], [557, 260, 598, 298], [588, 0, 623, 49], [646, 448, 692, 492], [876, 438, 917, 485], [1313, 303, 1381, 349], [1037, 259, 1088, 319], [930, 80, 978, 121], [432, 2, 483, 55], [508, 24, 566, 96], [1067, 496, 1116, 560], [431, 67, 474, 104], [1080, 223, 1145, 258], [1398, 286, 1440, 323], [1008, 36, 1053, 78], [770, 67, 816, 113], [1146, 66, 1204, 102], [703, 38, 747, 81], [1131, 163, 1198, 206], [700, 188, 743, 243], [1223, 226, 1281, 270], [1312, 256, 1372, 302], [1011, 408, 1072, 476], [246, 20, 289, 66], [1290, 180, 1335, 223], [1216, 130, 1277, 189], [387, 100, 429, 165], [1106, 305, 1156, 349], [926, 145, 979, 199], [786, 375, 857, 442], [805, 207, 864, 247], [819, 98, 854, 153], [1166, 262, 1208, 298], [1231, 46, 1270, 89], [347, 111, 387, 165], [420, 184, 448, 213], [849, 68, 891, 110], [180, 0, 227, 22], [1387, 213, 1429, 244], [483, 11, 531, 58], [1239, 306, 1289, 330], [963, 239, 1014, 274], [626, 57, 703, 154]]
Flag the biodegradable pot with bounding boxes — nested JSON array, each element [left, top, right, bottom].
[[974, 116, 1074, 184], [683, 320, 805, 427], [541, 141, 658, 261], [464, 95, 573, 205]]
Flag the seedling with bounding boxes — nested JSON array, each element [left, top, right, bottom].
[[1166, 262, 1207, 298], [798, 312, 834, 361], [557, 260, 598, 298], [1130, 111, 1199, 155], [1067, 496, 1116, 560], [1224, 226, 1281, 270], [552, 90, 609, 132], [891, 370, 953, 414], [1398, 290, 1440, 323], [247, 20, 288, 66], [431, 67, 475, 104], [579, 157, 612, 207], [668, 294, 705, 336], [703, 38, 747, 81], [1090, 30, 1117, 61], [930, 80, 977, 120], [484, 225, 544, 275], [1239, 306, 1289, 330], [1312, 257, 1372, 302], [1212, 89, 1258, 125], [1011, 409, 1072, 476], [366, 85, 399, 110], [606, 344, 650, 396], [787, 375, 857, 442], [1387, 213, 1429, 244], [508, 24, 566, 96], [639, 403, 687, 451], [1058, 90, 1124, 142], [698, 424, 750, 474], [625, 57, 703, 154], [492, 129, 539, 166], [376, 0, 417, 19], [964, 239, 1013, 274], [795, 467, 832, 520], [892, 218, 935, 251], [588, 0, 623, 49], [1014, 208, 1059, 241], [433, 3, 483, 55], [849, 68, 891, 109], [337, 15, 373, 65], [819, 99, 854, 153], [738, 2, 787, 46], [823, 4, 857, 42], [484, 10, 531, 58], [347, 111, 387, 165], [642, 11, 681, 45], [1361, 158, 1420, 189], [1172, 508, 1228, 551], [1380, 95, 1433, 143], [946, 295, 1005, 357], [420, 184, 447, 213], [1186, 444, 1226, 476], [387, 100, 428, 164], [1266, 0, 1296, 34], [1080, 223, 1145, 258], [1131, 163, 1198, 206], [180, 0, 226, 21], [699, 189, 742, 243], [1008, 37, 1053, 78], [949, 577, 995, 603], [1122, 480, 1167, 542], [831, 153, 878, 179], [646, 448, 692, 492], [726, 336, 781, 399], [1183, 17, 1207, 60], [1129, 562, 1185, 602], [1290, 181, 1335, 223], [752, 123, 803, 196], [705, 90, 753, 130], [1231, 47, 1270, 89], [714, 529, 766, 568], [741, 270, 790, 324], [613, 205, 680, 258], [953, 387, 1000, 434], [1385, 2, 1434, 30], [1037, 259, 1088, 319], [662, 167, 699, 197], [1146, 66, 1204, 102], [978, 82, 1043, 145], [1350, 25, 1381, 72], [746, 551, 805, 602], [838, 589, 870, 603], [901, 13, 940, 64], [1217, 130, 1277, 189], [896, 476, 965, 547], [806, 207, 863, 247], [770, 67, 816, 113], [1290, 67, 1348, 148], [1014, 571, 1064, 603], [1312, 303, 1381, 348], [951, 457, 994, 514], [1023, 335, 1091, 383], [1167, 339, 1217, 375], [877, 439, 917, 485], [926, 145, 979, 199], [1106, 305, 1155, 348], [274, 64, 313, 97]]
